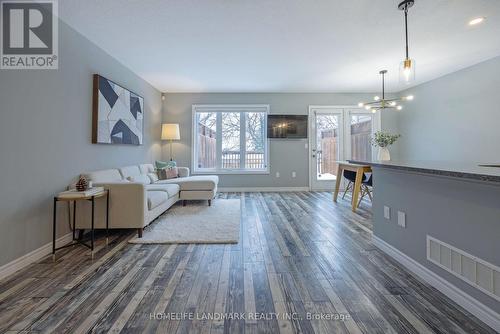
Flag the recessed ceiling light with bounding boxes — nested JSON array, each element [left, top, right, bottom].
[[469, 17, 485, 26]]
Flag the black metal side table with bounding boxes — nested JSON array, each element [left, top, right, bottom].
[[52, 189, 109, 261]]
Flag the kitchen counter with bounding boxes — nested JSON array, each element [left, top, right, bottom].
[[349, 159, 500, 183], [352, 159, 500, 329]]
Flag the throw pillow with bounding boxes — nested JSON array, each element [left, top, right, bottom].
[[165, 167, 179, 179], [155, 160, 177, 170], [157, 169, 166, 180], [148, 172, 159, 183], [157, 167, 179, 180], [127, 174, 151, 185]]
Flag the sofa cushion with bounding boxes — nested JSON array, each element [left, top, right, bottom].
[[139, 164, 155, 174], [178, 167, 190, 178], [147, 172, 159, 183], [119, 165, 141, 179], [180, 189, 217, 200], [146, 184, 180, 198], [147, 191, 168, 210], [127, 174, 151, 185], [155, 175, 218, 191], [83, 169, 123, 183]]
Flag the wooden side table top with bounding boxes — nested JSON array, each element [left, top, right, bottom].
[[55, 189, 108, 201], [53, 189, 110, 261]]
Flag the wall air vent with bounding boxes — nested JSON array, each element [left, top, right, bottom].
[[427, 235, 500, 302]]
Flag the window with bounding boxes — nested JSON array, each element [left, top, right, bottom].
[[193, 105, 269, 174]]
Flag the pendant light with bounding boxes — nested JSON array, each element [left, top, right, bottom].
[[398, 0, 416, 84], [358, 70, 414, 113]]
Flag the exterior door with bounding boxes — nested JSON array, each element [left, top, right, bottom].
[[309, 108, 344, 191], [309, 107, 380, 191]]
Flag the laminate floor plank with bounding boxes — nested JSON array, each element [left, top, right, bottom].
[[0, 192, 494, 334], [156, 245, 207, 334]]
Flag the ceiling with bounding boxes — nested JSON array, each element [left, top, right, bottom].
[[59, 0, 500, 93]]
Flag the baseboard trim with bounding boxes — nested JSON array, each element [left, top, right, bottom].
[[0, 233, 73, 281], [373, 236, 500, 332], [218, 187, 310, 192]]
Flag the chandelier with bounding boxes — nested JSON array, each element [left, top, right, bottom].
[[358, 70, 413, 113]]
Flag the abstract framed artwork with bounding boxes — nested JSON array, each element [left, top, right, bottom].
[[92, 74, 144, 145]]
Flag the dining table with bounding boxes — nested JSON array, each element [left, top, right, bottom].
[[333, 161, 372, 212]]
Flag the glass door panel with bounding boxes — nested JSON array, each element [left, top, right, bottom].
[[310, 109, 343, 191], [316, 114, 340, 181], [349, 114, 373, 162]]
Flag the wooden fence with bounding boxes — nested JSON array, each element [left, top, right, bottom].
[[197, 125, 216, 168], [198, 120, 371, 173], [198, 124, 265, 169], [221, 151, 265, 169], [350, 120, 372, 161], [317, 120, 372, 176]]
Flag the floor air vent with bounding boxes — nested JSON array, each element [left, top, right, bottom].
[[427, 236, 500, 302]]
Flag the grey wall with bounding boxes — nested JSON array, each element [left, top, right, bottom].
[[372, 167, 500, 315], [162, 93, 398, 188], [0, 21, 162, 267], [397, 55, 500, 162]]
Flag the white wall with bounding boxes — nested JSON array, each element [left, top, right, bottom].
[[0, 20, 162, 267], [162, 92, 398, 188], [397, 56, 500, 162]]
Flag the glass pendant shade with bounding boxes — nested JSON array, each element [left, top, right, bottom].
[[399, 58, 415, 84]]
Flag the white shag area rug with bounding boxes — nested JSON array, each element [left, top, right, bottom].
[[129, 199, 240, 244]]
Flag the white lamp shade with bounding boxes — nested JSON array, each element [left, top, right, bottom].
[[161, 123, 180, 140]]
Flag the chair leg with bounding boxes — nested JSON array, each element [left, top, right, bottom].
[[137, 228, 143, 238], [342, 182, 352, 200], [366, 187, 373, 202], [358, 185, 373, 206], [358, 187, 366, 207]]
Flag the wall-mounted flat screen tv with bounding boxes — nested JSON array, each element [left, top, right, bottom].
[[267, 115, 308, 139]]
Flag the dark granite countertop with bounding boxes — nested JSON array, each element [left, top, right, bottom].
[[348, 160, 500, 183]]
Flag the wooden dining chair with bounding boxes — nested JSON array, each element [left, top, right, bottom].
[[342, 170, 357, 199]]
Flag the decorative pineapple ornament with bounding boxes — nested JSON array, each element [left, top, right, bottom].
[[76, 176, 88, 192]]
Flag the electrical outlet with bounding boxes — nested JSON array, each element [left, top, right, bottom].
[[384, 206, 391, 220], [276, 172, 280, 178], [398, 211, 406, 228], [305, 143, 308, 149], [292, 171, 296, 178]]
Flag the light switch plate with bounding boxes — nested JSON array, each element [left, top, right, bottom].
[[276, 172, 280, 178], [384, 206, 391, 220], [398, 211, 406, 228], [292, 171, 296, 178]]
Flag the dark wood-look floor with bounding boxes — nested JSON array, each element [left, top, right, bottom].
[[0, 192, 494, 334]]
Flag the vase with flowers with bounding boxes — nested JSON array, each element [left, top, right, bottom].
[[371, 131, 401, 161]]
